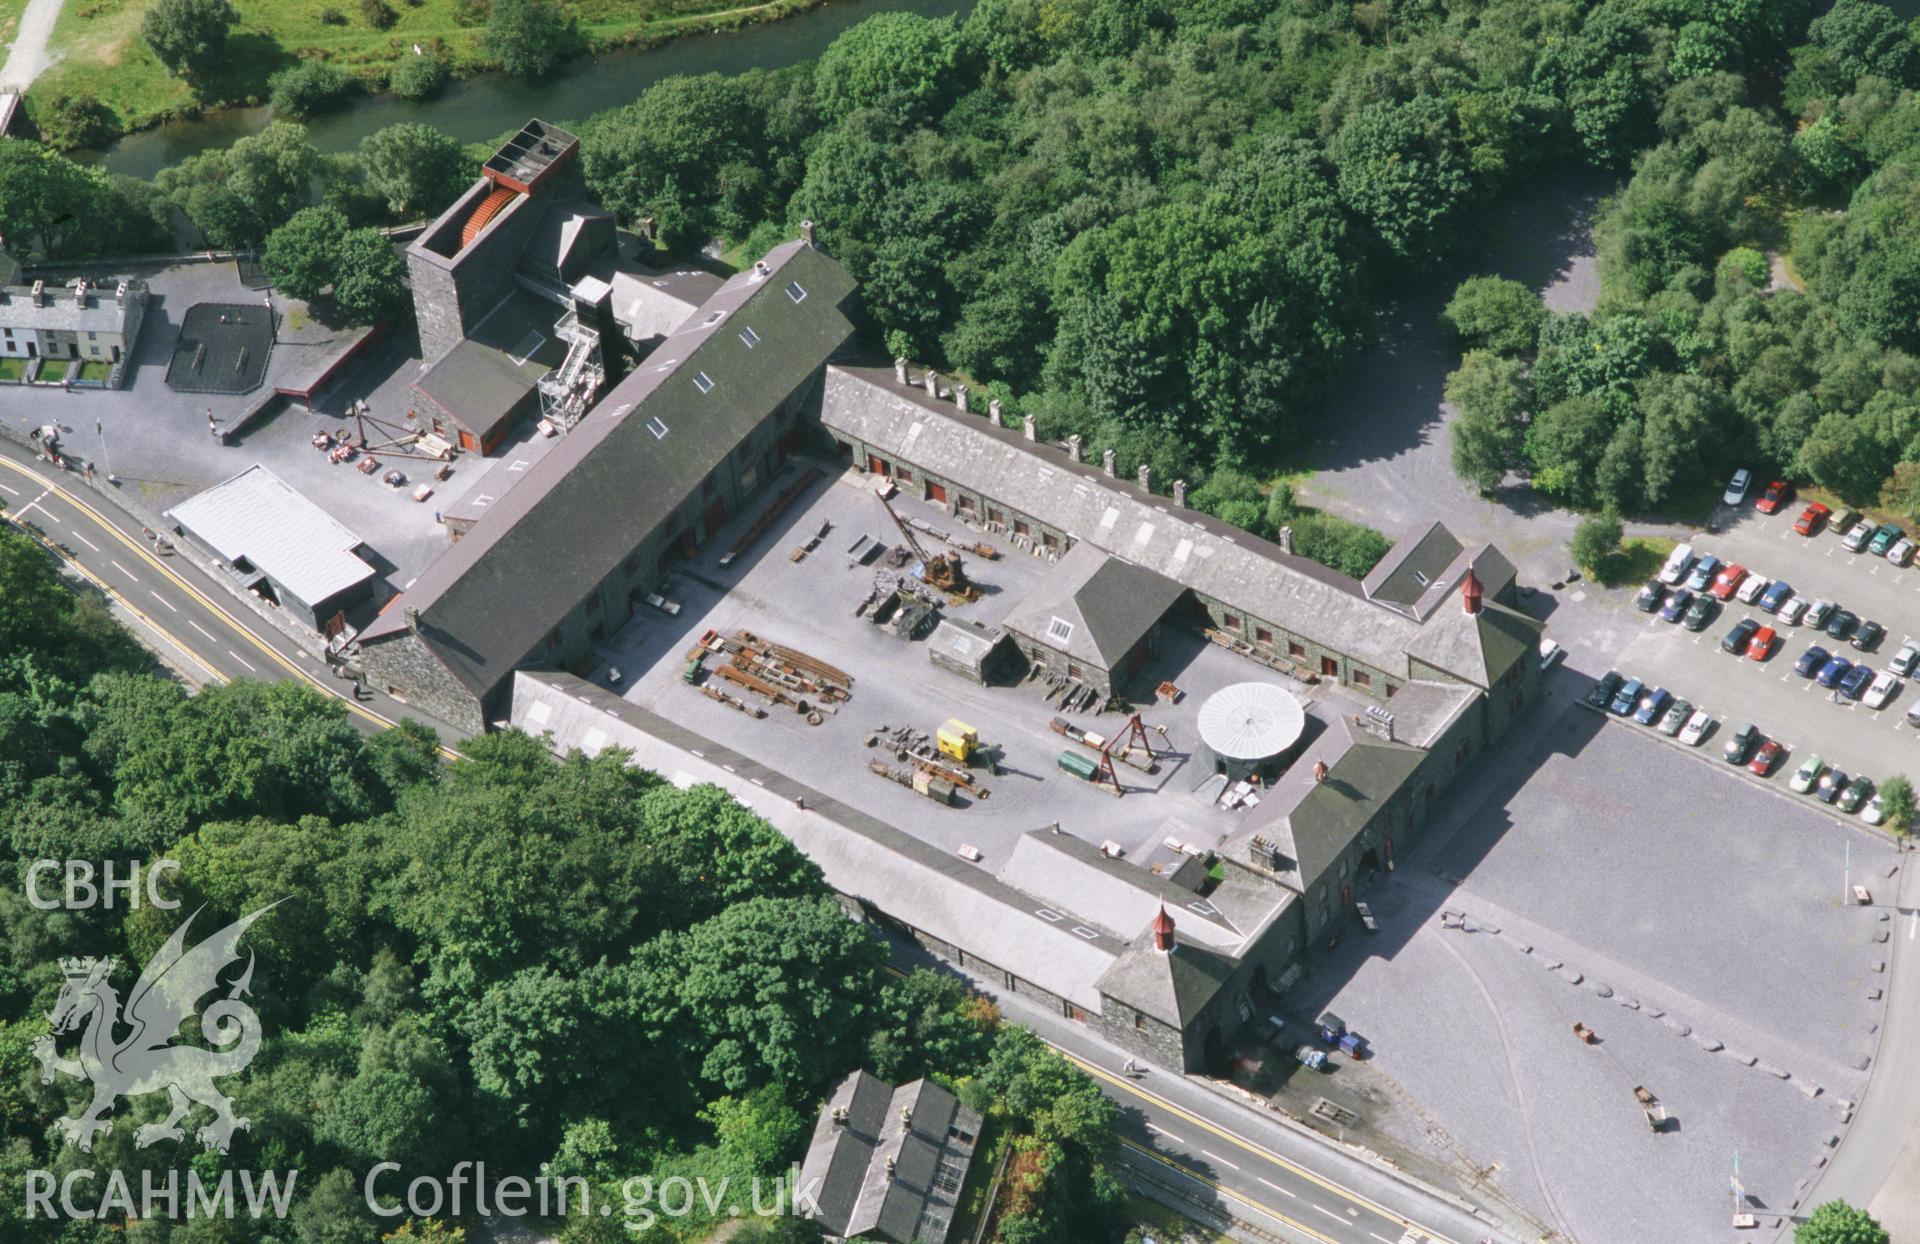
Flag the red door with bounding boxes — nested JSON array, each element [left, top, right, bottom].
[[927, 481, 947, 503], [704, 498, 727, 538], [869, 455, 891, 475]]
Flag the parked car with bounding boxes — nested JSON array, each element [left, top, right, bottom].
[[1755, 479, 1793, 513], [1679, 709, 1713, 746], [1795, 645, 1833, 677], [1723, 469, 1752, 505], [1817, 768, 1850, 804], [1841, 664, 1876, 700], [1864, 672, 1901, 710], [1588, 671, 1624, 708], [1818, 655, 1854, 688], [1890, 538, 1917, 567], [1683, 595, 1718, 631], [1853, 620, 1885, 651], [1831, 507, 1861, 536], [1538, 638, 1565, 670], [1724, 722, 1760, 764], [1779, 597, 1809, 626], [1760, 579, 1795, 612], [1864, 792, 1887, 825], [1634, 579, 1665, 612], [1826, 609, 1860, 642], [1751, 739, 1785, 776], [1870, 524, 1904, 556], [1736, 573, 1771, 604], [1634, 687, 1673, 725], [1610, 677, 1645, 715], [1660, 588, 1694, 623], [1722, 618, 1760, 654], [1794, 502, 1831, 535], [1893, 642, 1920, 677], [1790, 755, 1826, 793], [1685, 554, 1722, 592], [1748, 625, 1777, 661], [1659, 699, 1693, 735], [1711, 563, 1748, 600], [1908, 701, 1920, 729], [1841, 777, 1875, 815], [1658, 542, 1695, 586], [1844, 521, 1876, 552], [1806, 599, 1836, 630]]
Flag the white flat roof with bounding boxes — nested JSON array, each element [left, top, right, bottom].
[[167, 465, 374, 607], [1197, 681, 1306, 762]]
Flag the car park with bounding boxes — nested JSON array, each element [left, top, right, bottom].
[[1794, 502, 1831, 535], [1711, 563, 1748, 600], [1817, 768, 1849, 804], [1751, 740, 1785, 776], [1634, 687, 1673, 725], [1685, 554, 1722, 592], [1589, 671, 1624, 708], [1870, 524, 1904, 557], [1610, 677, 1645, 715], [1825, 609, 1860, 642], [1755, 479, 1793, 513], [1659, 699, 1693, 736], [1790, 755, 1826, 792], [1893, 642, 1920, 677], [1659, 542, 1695, 586], [1864, 672, 1900, 710], [1844, 521, 1876, 552], [1661, 588, 1694, 623], [1841, 777, 1874, 814], [1748, 625, 1777, 661], [1723, 469, 1751, 505], [1890, 538, 1916, 567], [1841, 664, 1875, 700], [1853, 620, 1885, 651], [1779, 597, 1809, 625], [1724, 723, 1760, 764], [1683, 595, 1718, 631], [1806, 599, 1836, 630], [1795, 645, 1833, 677], [1679, 709, 1713, 746], [1634, 579, 1664, 612], [1736, 573, 1771, 604], [1818, 656, 1853, 688], [1721, 618, 1760, 654], [1759, 580, 1794, 612]]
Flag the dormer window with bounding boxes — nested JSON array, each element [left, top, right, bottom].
[[785, 280, 807, 304], [692, 371, 714, 394]]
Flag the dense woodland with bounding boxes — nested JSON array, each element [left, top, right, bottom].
[[0, 520, 1128, 1240]]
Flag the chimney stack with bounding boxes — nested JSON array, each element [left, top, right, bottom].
[[923, 371, 939, 399], [885, 1157, 896, 1179], [800, 219, 816, 246], [1313, 760, 1329, 783], [1137, 464, 1151, 493], [115, 281, 129, 306], [894, 356, 908, 384], [1022, 414, 1036, 442], [953, 382, 967, 412], [901, 1104, 913, 1126], [1277, 524, 1293, 554], [403, 604, 420, 630], [988, 397, 1003, 425], [1101, 449, 1116, 478], [1172, 479, 1187, 508], [72, 280, 85, 307], [1066, 434, 1082, 463], [831, 1107, 848, 1127], [30, 279, 43, 307], [1151, 904, 1176, 954], [1462, 568, 1483, 616]]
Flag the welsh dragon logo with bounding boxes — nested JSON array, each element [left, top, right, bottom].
[[32, 903, 278, 1154]]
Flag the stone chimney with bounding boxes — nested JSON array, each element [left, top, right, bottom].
[[72, 280, 85, 307], [1101, 449, 1116, 478], [403, 604, 420, 630], [900, 1104, 913, 1126], [1137, 464, 1151, 493], [800, 219, 816, 246], [894, 356, 908, 384], [1462, 568, 1483, 616], [831, 1106, 848, 1127], [1313, 759, 1329, 783], [989, 398, 1003, 425], [30, 279, 43, 307], [1066, 434, 1082, 463], [1277, 525, 1293, 554], [1172, 479, 1187, 508], [1151, 904, 1176, 954], [923, 371, 938, 399], [885, 1157, 896, 1179], [1022, 414, 1036, 442], [953, 382, 967, 412], [115, 281, 129, 307]]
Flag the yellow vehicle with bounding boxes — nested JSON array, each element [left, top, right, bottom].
[[937, 720, 979, 764]]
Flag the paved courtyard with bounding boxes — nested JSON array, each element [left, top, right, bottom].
[[1285, 699, 1896, 1243]]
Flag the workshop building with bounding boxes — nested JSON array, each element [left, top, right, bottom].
[[1000, 540, 1187, 699]]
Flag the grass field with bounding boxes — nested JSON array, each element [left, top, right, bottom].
[[1590, 535, 1675, 588], [27, 0, 821, 138], [76, 359, 110, 381]]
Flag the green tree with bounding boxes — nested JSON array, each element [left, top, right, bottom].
[[1879, 775, 1916, 833], [1795, 1199, 1890, 1244], [389, 54, 449, 101], [814, 13, 959, 124], [331, 228, 409, 323], [0, 139, 109, 257], [30, 93, 118, 150], [269, 61, 355, 118], [358, 123, 470, 219], [485, 0, 570, 78], [140, 0, 236, 79], [1328, 93, 1474, 268], [1571, 512, 1623, 571], [1442, 276, 1545, 356], [1809, 0, 1916, 85], [263, 206, 350, 301]]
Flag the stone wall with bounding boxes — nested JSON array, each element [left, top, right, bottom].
[[356, 630, 485, 735]]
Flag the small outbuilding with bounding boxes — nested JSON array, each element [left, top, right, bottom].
[[798, 1070, 982, 1244], [1002, 541, 1186, 698]]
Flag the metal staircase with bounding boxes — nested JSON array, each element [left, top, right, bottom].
[[538, 310, 603, 429]]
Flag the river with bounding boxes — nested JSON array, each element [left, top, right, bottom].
[[93, 0, 971, 180]]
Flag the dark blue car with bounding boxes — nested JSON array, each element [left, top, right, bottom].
[[1609, 677, 1644, 715], [1818, 656, 1854, 688], [1760, 580, 1794, 613], [1841, 664, 1875, 700], [1660, 588, 1694, 623], [1633, 686, 1672, 724], [1795, 645, 1832, 678]]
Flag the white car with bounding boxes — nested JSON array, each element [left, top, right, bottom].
[[1890, 538, 1917, 567], [1658, 541, 1695, 586], [1779, 597, 1809, 626], [1723, 469, 1751, 505], [1736, 574, 1771, 605], [1864, 794, 1886, 825], [1678, 709, 1713, 746], [1538, 637, 1565, 670], [1864, 671, 1901, 710], [1893, 642, 1920, 677]]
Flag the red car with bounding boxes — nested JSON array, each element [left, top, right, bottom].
[[1750, 739, 1784, 777], [1710, 563, 1748, 600], [1794, 502, 1831, 535], [1748, 625, 1776, 661], [1755, 480, 1794, 514]]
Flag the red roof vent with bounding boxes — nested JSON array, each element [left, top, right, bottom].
[[1151, 904, 1176, 953], [1462, 568, 1483, 616]]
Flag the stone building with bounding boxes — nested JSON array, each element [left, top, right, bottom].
[[999, 540, 1185, 698], [798, 1071, 982, 1244], [0, 274, 148, 367]]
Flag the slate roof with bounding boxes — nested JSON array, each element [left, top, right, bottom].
[[0, 282, 144, 333], [1363, 520, 1464, 610], [523, 198, 612, 272], [602, 262, 722, 341], [998, 828, 1248, 952], [1000, 541, 1186, 670], [821, 366, 1431, 675], [1095, 924, 1238, 1027], [166, 465, 374, 607], [1404, 597, 1541, 689], [412, 338, 539, 434], [364, 241, 856, 703], [1372, 678, 1480, 749], [800, 1072, 982, 1244]]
